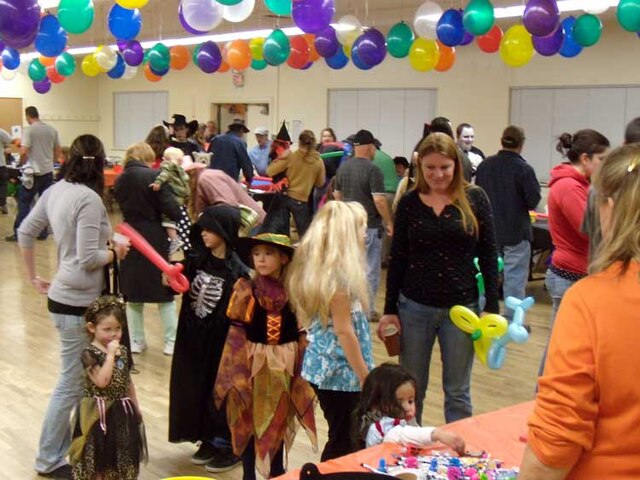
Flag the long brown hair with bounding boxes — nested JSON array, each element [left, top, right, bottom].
[[415, 132, 478, 237]]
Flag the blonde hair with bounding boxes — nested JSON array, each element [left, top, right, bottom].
[[591, 144, 640, 274], [415, 132, 479, 237], [287, 201, 369, 326], [124, 142, 155, 166], [163, 146, 184, 163]]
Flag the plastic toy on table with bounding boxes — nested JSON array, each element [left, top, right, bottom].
[[388, 452, 519, 480]]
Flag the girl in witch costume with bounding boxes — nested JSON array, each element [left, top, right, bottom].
[[169, 205, 249, 472], [214, 232, 317, 480], [68, 295, 146, 480], [163, 114, 202, 158]]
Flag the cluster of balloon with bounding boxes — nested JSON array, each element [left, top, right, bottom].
[[449, 305, 508, 366], [487, 296, 534, 370]]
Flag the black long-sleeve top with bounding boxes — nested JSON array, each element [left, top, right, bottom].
[[384, 187, 500, 315]]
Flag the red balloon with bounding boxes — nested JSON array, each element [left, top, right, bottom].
[[218, 60, 230, 73], [46, 64, 65, 83], [477, 25, 503, 53], [116, 222, 190, 293], [287, 35, 311, 69]]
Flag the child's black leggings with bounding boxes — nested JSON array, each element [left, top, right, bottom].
[[241, 439, 285, 480]]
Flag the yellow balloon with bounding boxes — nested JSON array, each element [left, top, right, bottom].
[[115, 0, 149, 8], [500, 24, 534, 68], [249, 37, 265, 61], [449, 306, 508, 365], [81, 54, 101, 77], [408, 38, 440, 72]]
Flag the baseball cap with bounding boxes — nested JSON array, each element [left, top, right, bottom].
[[352, 129, 376, 146], [254, 126, 269, 136]]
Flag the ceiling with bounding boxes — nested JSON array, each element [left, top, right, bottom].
[[37, 0, 617, 49]]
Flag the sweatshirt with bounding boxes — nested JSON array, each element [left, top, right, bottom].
[[266, 148, 326, 202], [547, 164, 590, 275]]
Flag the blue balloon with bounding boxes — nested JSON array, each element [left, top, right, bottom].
[[1, 47, 20, 70], [325, 47, 348, 69], [351, 42, 372, 70], [149, 64, 170, 76], [108, 4, 142, 41], [437, 9, 465, 47], [107, 54, 126, 79], [35, 15, 68, 58], [558, 16, 582, 58]]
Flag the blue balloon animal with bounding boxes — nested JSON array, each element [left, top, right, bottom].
[[487, 296, 534, 370]]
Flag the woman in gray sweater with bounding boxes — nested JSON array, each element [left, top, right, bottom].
[[18, 135, 129, 479]]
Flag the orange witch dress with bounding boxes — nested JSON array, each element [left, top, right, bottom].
[[214, 277, 317, 477]]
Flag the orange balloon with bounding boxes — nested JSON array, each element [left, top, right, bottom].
[[170, 45, 190, 70], [46, 65, 65, 84], [218, 60, 230, 73], [40, 55, 56, 67], [144, 63, 162, 82], [304, 34, 320, 62], [226, 39, 252, 71], [435, 42, 456, 72]]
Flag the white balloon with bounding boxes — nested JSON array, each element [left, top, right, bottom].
[[1, 68, 17, 81], [582, 0, 609, 14], [96, 46, 118, 71], [223, 0, 255, 23], [181, 0, 224, 32], [122, 65, 138, 80], [336, 15, 362, 46], [413, 1, 443, 39], [17, 59, 30, 76]]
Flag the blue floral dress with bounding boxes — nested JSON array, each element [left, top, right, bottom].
[[301, 300, 375, 392]]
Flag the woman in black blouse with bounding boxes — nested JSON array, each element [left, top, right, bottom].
[[378, 132, 498, 424]]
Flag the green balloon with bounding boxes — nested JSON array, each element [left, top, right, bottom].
[[263, 29, 291, 66], [217, 0, 243, 4], [573, 14, 602, 47], [148, 43, 170, 71], [192, 45, 201, 65], [387, 21, 415, 58], [55, 52, 76, 77], [28, 59, 47, 82], [58, 0, 95, 35], [264, 0, 291, 16], [463, 0, 495, 36], [251, 58, 268, 70], [617, 0, 640, 32]]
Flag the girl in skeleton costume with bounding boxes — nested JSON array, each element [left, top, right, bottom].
[[169, 204, 250, 470], [214, 233, 317, 480]]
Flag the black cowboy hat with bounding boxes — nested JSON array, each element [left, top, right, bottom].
[[163, 114, 199, 137], [228, 118, 250, 133]]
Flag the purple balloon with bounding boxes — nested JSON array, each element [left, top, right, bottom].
[[460, 29, 474, 46], [523, 0, 560, 37], [292, 0, 335, 34], [532, 24, 564, 56], [0, 0, 41, 49], [118, 40, 144, 66], [353, 29, 386, 67], [33, 78, 52, 94], [0, 41, 4, 52], [314, 25, 339, 58], [197, 41, 222, 73], [351, 42, 372, 70], [178, 4, 208, 35]]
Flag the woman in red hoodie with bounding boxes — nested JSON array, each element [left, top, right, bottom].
[[539, 129, 609, 375]]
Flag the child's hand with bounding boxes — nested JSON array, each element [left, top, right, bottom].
[[107, 339, 121, 356], [432, 429, 466, 456], [149, 183, 161, 191]]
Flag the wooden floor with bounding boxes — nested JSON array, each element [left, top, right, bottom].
[[0, 198, 552, 479]]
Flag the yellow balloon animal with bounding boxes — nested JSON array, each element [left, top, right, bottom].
[[449, 305, 508, 365]]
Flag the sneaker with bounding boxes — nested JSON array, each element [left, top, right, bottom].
[[130, 340, 148, 354], [168, 237, 184, 255], [163, 340, 175, 356], [191, 441, 218, 465], [38, 464, 73, 479], [204, 452, 241, 473], [5, 234, 17, 242]]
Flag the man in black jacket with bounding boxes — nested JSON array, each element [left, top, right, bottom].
[[476, 126, 541, 319]]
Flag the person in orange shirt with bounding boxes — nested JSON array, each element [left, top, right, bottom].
[[519, 144, 640, 479]]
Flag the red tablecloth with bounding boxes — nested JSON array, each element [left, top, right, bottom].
[[274, 401, 534, 480], [104, 168, 121, 188]]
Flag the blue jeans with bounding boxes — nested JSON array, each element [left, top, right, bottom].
[[35, 313, 87, 474], [398, 294, 475, 424], [14, 172, 53, 237], [365, 228, 382, 316], [502, 240, 532, 320], [538, 269, 576, 376]]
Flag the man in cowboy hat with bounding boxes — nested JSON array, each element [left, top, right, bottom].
[[207, 118, 254, 184], [164, 114, 201, 157]]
